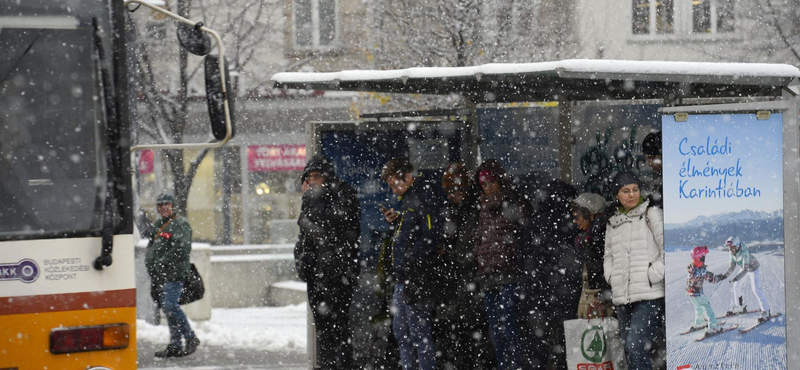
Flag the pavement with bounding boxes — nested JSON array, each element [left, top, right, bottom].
[[137, 341, 307, 370]]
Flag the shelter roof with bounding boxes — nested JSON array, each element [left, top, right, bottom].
[[270, 59, 800, 103]]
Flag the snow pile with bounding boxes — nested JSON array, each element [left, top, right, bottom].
[[137, 304, 307, 352], [271, 59, 800, 84]]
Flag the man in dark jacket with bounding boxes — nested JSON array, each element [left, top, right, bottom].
[[145, 193, 200, 358], [380, 158, 443, 370], [438, 163, 495, 370], [294, 154, 361, 370]]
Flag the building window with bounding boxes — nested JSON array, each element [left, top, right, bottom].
[[632, 0, 674, 35], [693, 0, 735, 33], [293, 0, 337, 49]]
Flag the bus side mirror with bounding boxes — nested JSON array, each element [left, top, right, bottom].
[[177, 23, 211, 56], [204, 55, 235, 140]]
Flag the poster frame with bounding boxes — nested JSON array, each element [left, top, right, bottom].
[[659, 97, 800, 367]]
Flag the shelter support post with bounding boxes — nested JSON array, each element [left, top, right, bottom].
[[558, 99, 573, 183], [462, 98, 480, 171], [241, 145, 250, 245], [782, 92, 800, 368]]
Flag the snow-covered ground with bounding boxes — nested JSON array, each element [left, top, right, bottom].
[[137, 303, 308, 352], [666, 249, 787, 370]]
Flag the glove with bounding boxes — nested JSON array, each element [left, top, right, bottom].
[[731, 277, 738, 283]]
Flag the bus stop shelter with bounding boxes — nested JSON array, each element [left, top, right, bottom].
[[271, 59, 800, 369]]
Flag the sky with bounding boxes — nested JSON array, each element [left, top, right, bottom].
[[662, 112, 784, 224]]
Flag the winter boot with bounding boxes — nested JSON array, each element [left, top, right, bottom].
[[759, 310, 771, 322], [155, 344, 183, 358], [183, 336, 201, 356], [689, 324, 706, 331], [726, 305, 747, 316]]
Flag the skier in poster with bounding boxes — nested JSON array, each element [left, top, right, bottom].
[[685, 246, 725, 335], [718, 236, 772, 321]]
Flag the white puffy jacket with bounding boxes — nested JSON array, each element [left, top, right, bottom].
[[604, 199, 665, 305]]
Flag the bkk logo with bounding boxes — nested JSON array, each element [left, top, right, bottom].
[[0, 259, 40, 283]]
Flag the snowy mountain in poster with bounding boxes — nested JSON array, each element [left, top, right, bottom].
[[664, 209, 784, 251]]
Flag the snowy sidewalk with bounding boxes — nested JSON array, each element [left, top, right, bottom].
[[138, 304, 308, 369]]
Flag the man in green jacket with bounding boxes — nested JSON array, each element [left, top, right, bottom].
[[145, 193, 200, 358]]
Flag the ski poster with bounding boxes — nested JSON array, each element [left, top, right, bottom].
[[662, 112, 787, 370]]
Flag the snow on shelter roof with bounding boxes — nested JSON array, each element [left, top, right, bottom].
[[270, 59, 800, 103]]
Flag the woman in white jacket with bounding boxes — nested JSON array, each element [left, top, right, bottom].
[[604, 171, 665, 370]]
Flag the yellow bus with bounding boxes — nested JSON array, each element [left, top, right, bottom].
[[0, 0, 232, 368]]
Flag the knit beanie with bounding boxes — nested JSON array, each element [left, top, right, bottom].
[[442, 163, 471, 190], [642, 131, 662, 156], [610, 171, 642, 196], [572, 193, 606, 214]]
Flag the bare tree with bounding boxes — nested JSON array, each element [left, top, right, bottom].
[[131, 0, 280, 215], [679, 0, 800, 65], [368, 0, 578, 69], [750, 0, 800, 64]]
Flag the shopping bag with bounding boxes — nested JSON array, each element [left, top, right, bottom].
[[564, 316, 627, 370], [577, 287, 601, 319], [179, 263, 205, 305], [577, 288, 615, 319]]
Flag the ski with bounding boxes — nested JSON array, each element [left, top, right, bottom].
[[695, 324, 739, 341], [680, 321, 726, 335], [738, 313, 782, 334], [716, 309, 761, 319]]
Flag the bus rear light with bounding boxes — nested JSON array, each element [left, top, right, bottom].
[[50, 323, 130, 354]]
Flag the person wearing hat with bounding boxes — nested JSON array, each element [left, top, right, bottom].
[[294, 154, 361, 370], [570, 193, 613, 318], [145, 193, 200, 358], [604, 171, 665, 370], [642, 131, 663, 206], [472, 159, 531, 370], [438, 163, 494, 369]]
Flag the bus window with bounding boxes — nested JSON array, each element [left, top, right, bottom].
[[0, 28, 106, 238]]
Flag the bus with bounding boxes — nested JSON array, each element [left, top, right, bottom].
[[0, 0, 232, 368]]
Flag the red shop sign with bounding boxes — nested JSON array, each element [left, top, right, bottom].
[[248, 144, 306, 172], [138, 150, 154, 174]]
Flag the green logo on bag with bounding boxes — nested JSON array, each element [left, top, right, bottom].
[[580, 325, 607, 362]]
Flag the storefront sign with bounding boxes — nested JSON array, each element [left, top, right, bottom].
[[663, 113, 786, 370], [248, 144, 306, 172]]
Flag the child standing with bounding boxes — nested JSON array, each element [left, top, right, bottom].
[[686, 246, 723, 333]]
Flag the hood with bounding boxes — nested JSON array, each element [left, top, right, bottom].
[[301, 154, 338, 183]]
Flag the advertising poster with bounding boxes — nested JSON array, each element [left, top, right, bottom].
[[663, 113, 786, 370]]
